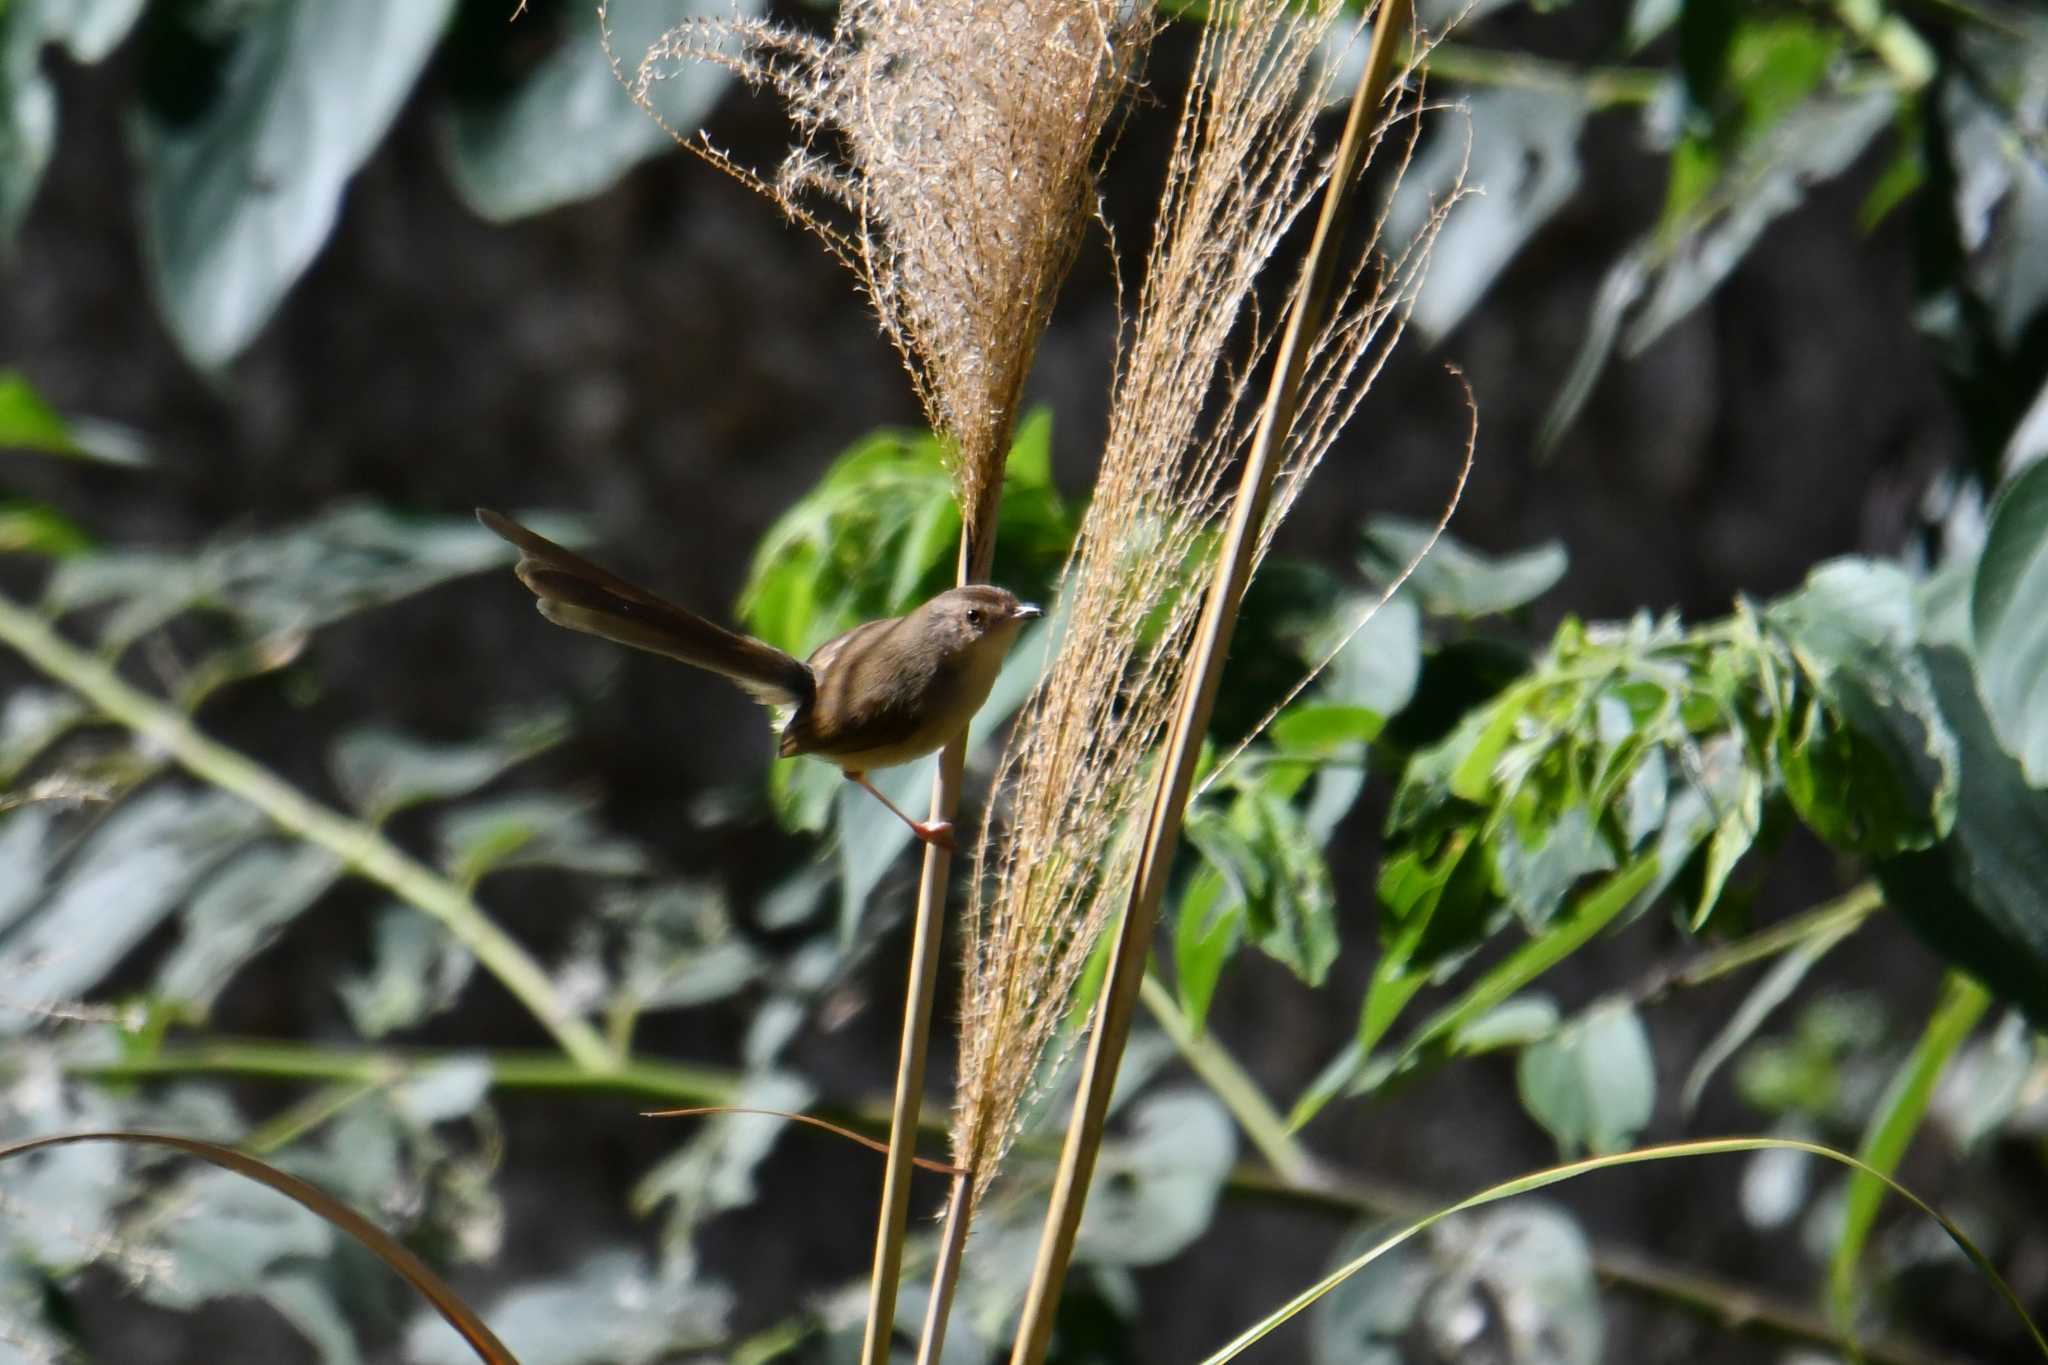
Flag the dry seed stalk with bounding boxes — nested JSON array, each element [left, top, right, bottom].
[[951, 0, 1460, 1196], [608, 0, 1150, 539]]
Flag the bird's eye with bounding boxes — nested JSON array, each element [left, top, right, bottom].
[[966, 608, 984, 627]]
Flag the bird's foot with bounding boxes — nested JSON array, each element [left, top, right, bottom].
[[911, 819, 956, 851]]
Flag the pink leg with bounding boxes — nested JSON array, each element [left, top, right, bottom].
[[845, 771, 956, 850]]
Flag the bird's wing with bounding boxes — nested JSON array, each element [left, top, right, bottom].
[[478, 509, 812, 709], [780, 615, 936, 763]]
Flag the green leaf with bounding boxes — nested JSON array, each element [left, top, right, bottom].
[[1174, 865, 1241, 1033], [1075, 1089, 1236, 1266], [1768, 558, 1958, 855], [1310, 1204, 1601, 1365], [135, 0, 457, 367], [0, 368, 74, 452], [1972, 457, 2048, 785], [437, 793, 649, 884], [1876, 647, 2048, 1022], [1830, 972, 1991, 1326], [0, 786, 264, 1031], [157, 843, 343, 1014], [1383, 88, 1588, 342], [1, 0, 147, 239], [1516, 998, 1655, 1156], [0, 499, 93, 556], [330, 713, 569, 823], [337, 905, 476, 1038], [440, 0, 759, 222], [1493, 805, 1617, 932], [406, 1248, 729, 1365], [1359, 518, 1566, 620], [1186, 788, 1337, 988], [0, 370, 146, 464]]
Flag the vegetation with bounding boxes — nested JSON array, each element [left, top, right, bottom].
[[2, 0, 2047, 1362]]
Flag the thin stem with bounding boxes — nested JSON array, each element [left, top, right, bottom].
[[51, 1038, 1966, 1365], [1640, 881, 1885, 1001], [914, 1171, 975, 1365], [0, 592, 618, 1074], [862, 489, 1010, 1365], [1139, 973, 1312, 1183], [1006, 9, 1414, 1359]]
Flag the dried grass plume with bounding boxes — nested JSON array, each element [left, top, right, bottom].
[[950, 0, 1464, 1190], [607, 0, 1151, 546]]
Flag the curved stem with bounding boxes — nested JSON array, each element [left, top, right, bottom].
[[0, 590, 617, 1074]]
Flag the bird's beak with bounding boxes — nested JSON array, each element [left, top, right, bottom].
[[1015, 602, 1044, 621]]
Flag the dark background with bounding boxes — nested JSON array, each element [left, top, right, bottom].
[[3, 2, 2004, 1361]]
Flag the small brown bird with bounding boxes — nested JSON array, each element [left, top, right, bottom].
[[478, 510, 1041, 849]]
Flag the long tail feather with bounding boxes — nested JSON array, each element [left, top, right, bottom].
[[478, 509, 812, 708]]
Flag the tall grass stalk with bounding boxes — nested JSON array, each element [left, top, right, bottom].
[[990, 5, 1429, 1359], [603, 6, 1149, 1358]]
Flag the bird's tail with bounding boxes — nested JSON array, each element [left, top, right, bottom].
[[478, 509, 813, 709]]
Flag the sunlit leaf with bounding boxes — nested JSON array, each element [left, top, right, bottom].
[[1971, 457, 2048, 785], [1875, 648, 2048, 1023], [337, 906, 476, 1038], [1516, 998, 1655, 1156], [1360, 519, 1566, 620], [1384, 88, 1588, 342], [0, 786, 264, 1032], [409, 1247, 729, 1365], [135, 0, 457, 367], [1769, 559, 1958, 855], [441, 0, 760, 222], [331, 712, 569, 823], [157, 842, 343, 1014], [1075, 1089, 1236, 1266], [1310, 1204, 1601, 1365], [437, 793, 649, 884]]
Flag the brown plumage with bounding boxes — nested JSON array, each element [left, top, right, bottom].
[[478, 509, 1040, 847]]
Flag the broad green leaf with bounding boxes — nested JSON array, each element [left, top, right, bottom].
[[0, 786, 263, 1032], [437, 794, 649, 884], [1516, 998, 1655, 1156], [441, 0, 759, 222], [1360, 518, 1566, 620], [1876, 648, 2048, 1023], [1, 0, 146, 239], [1971, 457, 2048, 784], [1452, 994, 1559, 1055], [157, 843, 343, 1014], [0, 500, 94, 556], [1769, 559, 1958, 855], [135, 0, 457, 367], [331, 712, 569, 823], [1493, 805, 1617, 932], [0, 370, 146, 464], [1691, 763, 1760, 928], [337, 905, 476, 1038], [1311, 1204, 1601, 1365], [1075, 1089, 1236, 1266], [406, 1247, 730, 1365], [1383, 88, 1588, 342], [0, 369, 74, 452]]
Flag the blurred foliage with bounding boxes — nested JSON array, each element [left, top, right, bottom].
[[4, 0, 2048, 1358]]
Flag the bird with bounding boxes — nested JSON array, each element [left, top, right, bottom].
[[477, 509, 1041, 849]]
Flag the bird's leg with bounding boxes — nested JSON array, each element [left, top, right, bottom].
[[844, 770, 956, 850]]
